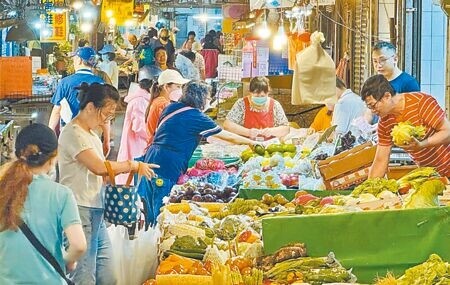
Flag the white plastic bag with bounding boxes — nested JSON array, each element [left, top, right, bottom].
[[108, 225, 160, 285]]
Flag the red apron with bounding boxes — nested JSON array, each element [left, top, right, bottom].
[[243, 96, 275, 140]]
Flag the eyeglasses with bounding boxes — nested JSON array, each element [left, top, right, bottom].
[[98, 108, 115, 122], [366, 100, 381, 110], [372, 55, 395, 66]]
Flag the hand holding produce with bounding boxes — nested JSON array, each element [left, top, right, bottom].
[[391, 121, 426, 146]]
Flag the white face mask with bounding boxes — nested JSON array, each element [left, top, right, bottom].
[[101, 54, 109, 62], [169, 88, 183, 101]]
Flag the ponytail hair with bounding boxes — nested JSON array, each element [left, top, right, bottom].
[[76, 82, 120, 110], [0, 145, 57, 232], [145, 81, 164, 121]]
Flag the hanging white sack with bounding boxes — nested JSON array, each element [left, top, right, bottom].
[[291, 31, 336, 105]]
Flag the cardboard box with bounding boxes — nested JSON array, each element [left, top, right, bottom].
[[318, 142, 377, 190]]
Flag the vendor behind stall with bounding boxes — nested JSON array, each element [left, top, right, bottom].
[[361, 75, 450, 178], [140, 81, 258, 226], [223, 76, 290, 141]]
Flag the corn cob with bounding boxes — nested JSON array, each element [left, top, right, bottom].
[[168, 224, 206, 239]]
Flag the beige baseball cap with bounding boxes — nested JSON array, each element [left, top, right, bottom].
[[158, 69, 190, 85]]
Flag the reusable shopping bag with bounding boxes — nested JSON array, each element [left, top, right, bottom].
[[104, 161, 140, 226]]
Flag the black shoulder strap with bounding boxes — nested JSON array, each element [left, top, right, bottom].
[[19, 219, 74, 285]]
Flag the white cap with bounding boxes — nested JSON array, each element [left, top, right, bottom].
[[158, 69, 190, 85]]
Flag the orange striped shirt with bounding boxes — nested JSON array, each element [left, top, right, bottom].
[[378, 92, 450, 177]]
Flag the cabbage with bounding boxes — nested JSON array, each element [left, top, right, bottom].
[[351, 178, 399, 197], [391, 121, 426, 146], [403, 179, 445, 209]]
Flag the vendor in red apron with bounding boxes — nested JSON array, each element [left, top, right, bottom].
[[223, 76, 290, 141]]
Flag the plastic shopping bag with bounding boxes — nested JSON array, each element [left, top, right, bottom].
[[108, 225, 160, 285]]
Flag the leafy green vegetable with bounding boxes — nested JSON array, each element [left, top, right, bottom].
[[403, 179, 445, 209], [397, 254, 450, 285], [391, 121, 426, 146], [351, 178, 399, 197], [171, 235, 207, 254]]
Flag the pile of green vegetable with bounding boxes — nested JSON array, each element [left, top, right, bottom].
[[377, 254, 450, 285], [351, 178, 399, 197], [264, 252, 356, 284]]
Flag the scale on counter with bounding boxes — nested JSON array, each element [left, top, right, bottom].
[[389, 147, 415, 166]]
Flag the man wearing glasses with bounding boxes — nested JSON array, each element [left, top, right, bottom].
[[372, 41, 420, 93], [360, 75, 450, 178]]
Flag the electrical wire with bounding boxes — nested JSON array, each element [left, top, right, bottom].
[[317, 8, 383, 41]]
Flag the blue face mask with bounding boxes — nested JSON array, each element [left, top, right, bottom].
[[251, 96, 268, 105]]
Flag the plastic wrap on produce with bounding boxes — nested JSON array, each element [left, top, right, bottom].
[[298, 176, 325, 190]]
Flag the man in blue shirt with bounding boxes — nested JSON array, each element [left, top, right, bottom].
[[332, 76, 367, 135], [372, 41, 420, 93], [48, 47, 111, 155]]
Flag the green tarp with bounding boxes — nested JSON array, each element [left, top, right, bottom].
[[262, 206, 450, 283], [239, 188, 351, 201]]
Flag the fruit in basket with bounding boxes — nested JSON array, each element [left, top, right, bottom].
[[254, 145, 266, 155], [262, 193, 275, 205], [282, 144, 297, 153]]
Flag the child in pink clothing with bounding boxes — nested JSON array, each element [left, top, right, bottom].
[[116, 79, 152, 184]]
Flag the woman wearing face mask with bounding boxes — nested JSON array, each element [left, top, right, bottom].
[[145, 69, 189, 146], [97, 44, 119, 89], [223, 76, 290, 141], [140, 81, 259, 226]]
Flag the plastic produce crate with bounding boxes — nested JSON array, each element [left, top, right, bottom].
[[262, 206, 450, 283]]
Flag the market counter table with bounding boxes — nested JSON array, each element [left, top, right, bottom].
[[262, 206, 450, 283]]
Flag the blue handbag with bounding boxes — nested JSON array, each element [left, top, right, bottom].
[[104, 161, 140, 226]]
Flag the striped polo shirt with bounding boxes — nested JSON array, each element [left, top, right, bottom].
[[378, 92, 450, 177]]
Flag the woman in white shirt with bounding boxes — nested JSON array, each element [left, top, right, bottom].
[[98, 44, 119, 89], [58, 82, 158, 284]]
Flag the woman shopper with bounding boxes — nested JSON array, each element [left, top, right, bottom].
[[0, 123, 86, 285], [97, 44, 119, 89], [223, 76, 290, 141], [145, 69, 189, 145], [116, 79, 152, 184], [58, 83, 158, 285], [140, 81, 259, 226]]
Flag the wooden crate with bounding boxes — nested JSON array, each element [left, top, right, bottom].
[[318, 142, 377, 190]]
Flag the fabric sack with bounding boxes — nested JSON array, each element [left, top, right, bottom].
[[291, 31, 336, 105], [104, 161, 140, 226]]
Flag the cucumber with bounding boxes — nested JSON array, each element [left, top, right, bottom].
[[165, 249, 205, 260]]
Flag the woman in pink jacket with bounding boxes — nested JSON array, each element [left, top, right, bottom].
[[116, 79, 152, 184]]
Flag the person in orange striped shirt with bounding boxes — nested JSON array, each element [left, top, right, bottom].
[[361, 75, 450, 177]]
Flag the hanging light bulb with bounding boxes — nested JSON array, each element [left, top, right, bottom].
[[273, 19, 287, 51], [256, 10, 271, 40]]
